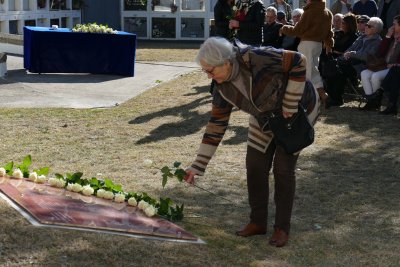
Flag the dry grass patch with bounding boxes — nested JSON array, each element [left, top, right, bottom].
[[0, 44, 399, 266]]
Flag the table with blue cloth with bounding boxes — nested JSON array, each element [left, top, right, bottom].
[[23, 26, 136, 76]]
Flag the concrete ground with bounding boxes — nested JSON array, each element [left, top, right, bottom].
[[0, 54, 198, 109]]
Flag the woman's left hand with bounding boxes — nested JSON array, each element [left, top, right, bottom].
[[282, 111, 294, 118]]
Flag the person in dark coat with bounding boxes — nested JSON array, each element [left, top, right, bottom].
[[229, 0, 266, 46], [214, 0, 235, 39], [262, 6, 283, 48]]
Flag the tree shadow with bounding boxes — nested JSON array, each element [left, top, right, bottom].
[[129, 85, 248, 145]]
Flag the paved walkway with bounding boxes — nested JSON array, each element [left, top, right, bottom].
[[0, 55, 198, 108]]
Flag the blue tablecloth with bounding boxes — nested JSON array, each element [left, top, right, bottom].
[[23, 26, 136, 76]]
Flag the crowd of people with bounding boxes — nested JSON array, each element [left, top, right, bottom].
[[185, 0, 399, 250], [213, 0, 400, 115]]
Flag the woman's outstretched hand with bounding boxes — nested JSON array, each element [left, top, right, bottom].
[[184, 170, 196, 185]]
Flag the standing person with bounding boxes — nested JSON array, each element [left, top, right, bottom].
[[352, 0, 377, 18], [262, 6, 284, 48], [280, 0, 334, 107], [269, 0, 293, 23], [185, 37, 319, 248], [229, 0, 266, 46], [214, 0, 235, 39], [330, 0, 352, 15], [377, 0, 400, 33]]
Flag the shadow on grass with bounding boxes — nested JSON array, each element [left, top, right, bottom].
[[129, 85, 248, 145], [2, 69, 123, 85]]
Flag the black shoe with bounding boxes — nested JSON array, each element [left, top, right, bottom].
[[379, 104, 398, 115], [359, 100, 375, 111], [326, 98, 343, 108]]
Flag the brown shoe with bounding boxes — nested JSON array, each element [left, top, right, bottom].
[[235, 223, 266, 237], [269, 227, 289, 247]]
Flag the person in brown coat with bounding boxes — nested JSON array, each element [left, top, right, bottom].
[[280, 0, 334, 107]]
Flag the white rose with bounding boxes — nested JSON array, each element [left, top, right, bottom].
[[28, 172, 38, 181], [233, 6, 238, 11], [127, 197, 137, 206], [0, 167, 7, 177], [144, 205, 157, 217], [114, 193, 125, 203], [82, 185, 94, 196], [49, 177, 59, 187], [143, 159, 153, 168], [96, 189, 105, 198], [71, 183, 83, 192], [57, 179, 66, 188], [12, 169, 23, 179], [103, 191, 114, 200], [138, 200, 150, 210], [35, 175, 47, 184], [66, 183, 74, 191]]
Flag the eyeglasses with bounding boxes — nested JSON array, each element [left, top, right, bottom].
[[366, 24, 374, 28], [357, 20, 366, 24], [201, 66, 216, 75]]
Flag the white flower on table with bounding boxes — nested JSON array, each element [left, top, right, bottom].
[[71, 183, 83, 193], [66, 183, 74, 191], [28, 172, 38, 182], [103, 190, 114, 200], [35, 175, 47, 184], [127, 197, 137, 207], [96, 188, 106, 198], [144, 205, 157, 217], [49, 178, 66, 188], [138, 200, 150, 211], [0, 167, 6, 177], [82, 185, 94, 196], [114, 193, 125, 203], [143, 159, 153, 168], [12, 169, 23, 179]]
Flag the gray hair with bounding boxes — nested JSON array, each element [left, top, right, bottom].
[[266, 6, 277, 16], [195, 37, 236, 67], [368, 17, 383, 33], [291, 8, 303, 17]]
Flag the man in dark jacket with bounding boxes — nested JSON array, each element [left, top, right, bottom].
[[262, 6, 284, 48], [229, 0, 266, 46]]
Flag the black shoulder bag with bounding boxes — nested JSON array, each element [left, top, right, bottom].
[[257, 104, 315, 154]]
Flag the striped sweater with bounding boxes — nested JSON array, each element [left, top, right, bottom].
[[189, 46, 317, 176]]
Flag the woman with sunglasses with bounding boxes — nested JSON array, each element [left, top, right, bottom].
[[185, 37, 320, 247], [360, 15, 400, 112]]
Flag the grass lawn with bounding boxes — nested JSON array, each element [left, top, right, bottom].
[[0, 41, 399, 266]]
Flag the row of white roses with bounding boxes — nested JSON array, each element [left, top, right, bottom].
[[0, 167, 157, 217], [72, 23, 118, 34]]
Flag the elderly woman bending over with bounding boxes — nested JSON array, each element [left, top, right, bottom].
[[184, 37, 319, 247]]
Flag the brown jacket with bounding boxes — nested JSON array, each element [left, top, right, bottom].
[[280, 0, 334, 50]]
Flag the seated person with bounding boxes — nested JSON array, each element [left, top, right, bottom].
[[281, 8, 303, 51], [276, 11, 288, 25], [356, 15, 370, 35], [333, 13, 344, 32], [325, 17, 383, 107], [360, 15, 400, 111], [332, 13, 358, 57], [380, 65, 400, 115], [262, 6, 283, 48]]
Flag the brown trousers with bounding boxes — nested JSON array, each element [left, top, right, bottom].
[[245, 141, 299, 233]]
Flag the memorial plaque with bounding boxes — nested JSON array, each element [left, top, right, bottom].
[[0, 177, 202, 243]]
